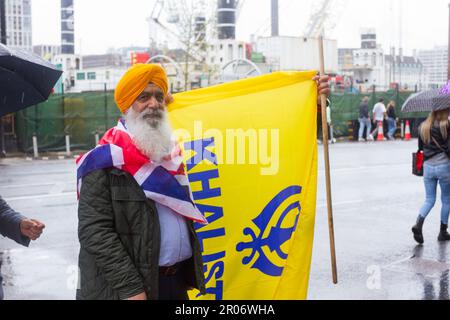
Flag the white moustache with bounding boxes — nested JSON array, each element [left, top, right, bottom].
[[125, 108, 175, 162]]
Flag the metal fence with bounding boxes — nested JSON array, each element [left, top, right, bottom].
[[330, 86, 428, 138], [14, 90, 121, 153]]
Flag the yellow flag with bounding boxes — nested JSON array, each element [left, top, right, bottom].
[[168, 71, 318, 300]]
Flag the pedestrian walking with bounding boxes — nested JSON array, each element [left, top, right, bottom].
[[386, 100, 398, 140], [369, 98, 387, 140], [358, 96, 373, 142], [412, 108, 450, 244], [0, 195, 45, 300]]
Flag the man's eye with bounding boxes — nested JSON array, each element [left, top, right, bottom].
[[156, 94, 164, 102]]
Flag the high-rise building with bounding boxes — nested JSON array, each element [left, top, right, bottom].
[[417, 46, 448, 88], [360, 28, 377, 50], [61, 0, 74, 54], [3, 0, 32, 51], [217, 0, 236, 40], [33, 44, 61, 61]]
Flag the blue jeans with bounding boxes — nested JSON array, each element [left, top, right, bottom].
[[358, 118, 372, 139], [419, 162, 450, 224], [387, 118, 396, 139]]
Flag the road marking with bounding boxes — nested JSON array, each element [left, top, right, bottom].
[[7, 248, 25, 254], [5, 192, 77, 201], [35, 255, 50, 261], [5, 193, 362, 206], [0, 182, 58, 189], [0, 171, 74, 178], [0, 182, 75, 190], [319, 163, 409, 174], [317, 199, 364, 208]]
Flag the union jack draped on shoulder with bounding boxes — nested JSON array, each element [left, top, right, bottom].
[[76, 119, 207, 224]]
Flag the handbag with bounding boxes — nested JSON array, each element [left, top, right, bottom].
[[412, 151, 424, 177]]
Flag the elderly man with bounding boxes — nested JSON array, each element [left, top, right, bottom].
[[76, 64, 330, 300], [0, 195, 45, 300], [76, 64, 206, 301]]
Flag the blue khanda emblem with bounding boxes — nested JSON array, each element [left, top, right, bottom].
[[236, 186, 302, 277]]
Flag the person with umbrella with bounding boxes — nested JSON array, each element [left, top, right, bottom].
[[408, 83, 450, 244], [0, 43, 60, 298], [0, 195, 45, 299], [0, 43, 62, 117]]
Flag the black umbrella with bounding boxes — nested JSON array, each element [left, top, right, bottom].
[[0, 43, 63, 117], [401, 81, 450, 113]]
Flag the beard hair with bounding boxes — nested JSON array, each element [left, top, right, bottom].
[[124, 107, 175, 162]]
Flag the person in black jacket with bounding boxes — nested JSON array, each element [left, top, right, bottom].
[[358, 96, 373, 142], [386, 100, 398, 140], [0, 196, 45, 299], [412, 109, 450, 244]]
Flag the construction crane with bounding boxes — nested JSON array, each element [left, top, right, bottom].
[[236, 0, 246, 20], [148, 0, 211, 62], [148, 0, 246, 58], [303, 0, 347, 38]]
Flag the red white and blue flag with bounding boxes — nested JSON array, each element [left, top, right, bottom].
[[76, 119, 207, 224]]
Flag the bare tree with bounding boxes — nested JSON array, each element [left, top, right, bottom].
[[149, 0, 216, 91]]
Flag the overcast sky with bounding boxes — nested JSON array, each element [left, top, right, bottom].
[[32, 0, 448, 55]]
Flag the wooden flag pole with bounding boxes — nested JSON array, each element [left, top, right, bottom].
[[318, 35, 338, 284]]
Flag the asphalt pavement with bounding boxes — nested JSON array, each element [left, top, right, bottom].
[[1, 139, 449, 300]]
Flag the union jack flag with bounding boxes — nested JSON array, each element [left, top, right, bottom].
[[76, 119, 207, 224]]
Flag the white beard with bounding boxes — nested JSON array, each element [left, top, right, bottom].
[[124, 107, 175, 162]]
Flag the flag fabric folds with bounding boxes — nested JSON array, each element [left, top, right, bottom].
[[75, 119, 207, 225], [168, 71, 319, 300]]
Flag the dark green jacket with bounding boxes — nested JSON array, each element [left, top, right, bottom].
[[76, 168, 206, 300]]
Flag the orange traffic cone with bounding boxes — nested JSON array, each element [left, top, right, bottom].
[[377, 121, 385, 141], [404, 120, 411, 141]]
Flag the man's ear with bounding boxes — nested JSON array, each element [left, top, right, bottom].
[[165, 93, 174, 105]]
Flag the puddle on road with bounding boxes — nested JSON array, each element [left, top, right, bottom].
[[0, 250, 16, 288], [384, 257, 450, 279]]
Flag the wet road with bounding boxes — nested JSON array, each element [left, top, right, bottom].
[[309, 139, 450, 300], [0, 158, 78, 300], [1, 140, 449, 300]]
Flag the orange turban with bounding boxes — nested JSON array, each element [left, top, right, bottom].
[[114, 63, 169, 113]]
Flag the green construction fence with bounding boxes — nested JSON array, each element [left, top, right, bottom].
[[12, 88, 429, 153]]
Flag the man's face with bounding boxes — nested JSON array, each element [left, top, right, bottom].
[[130, 83, 165, 128]]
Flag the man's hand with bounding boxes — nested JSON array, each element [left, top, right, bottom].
[[313, 75, 330, 105], [127, 292, 147, 300], [20, 219, 45, 241]]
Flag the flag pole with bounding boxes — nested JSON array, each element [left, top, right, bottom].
[[318, 35, 338, 284]]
